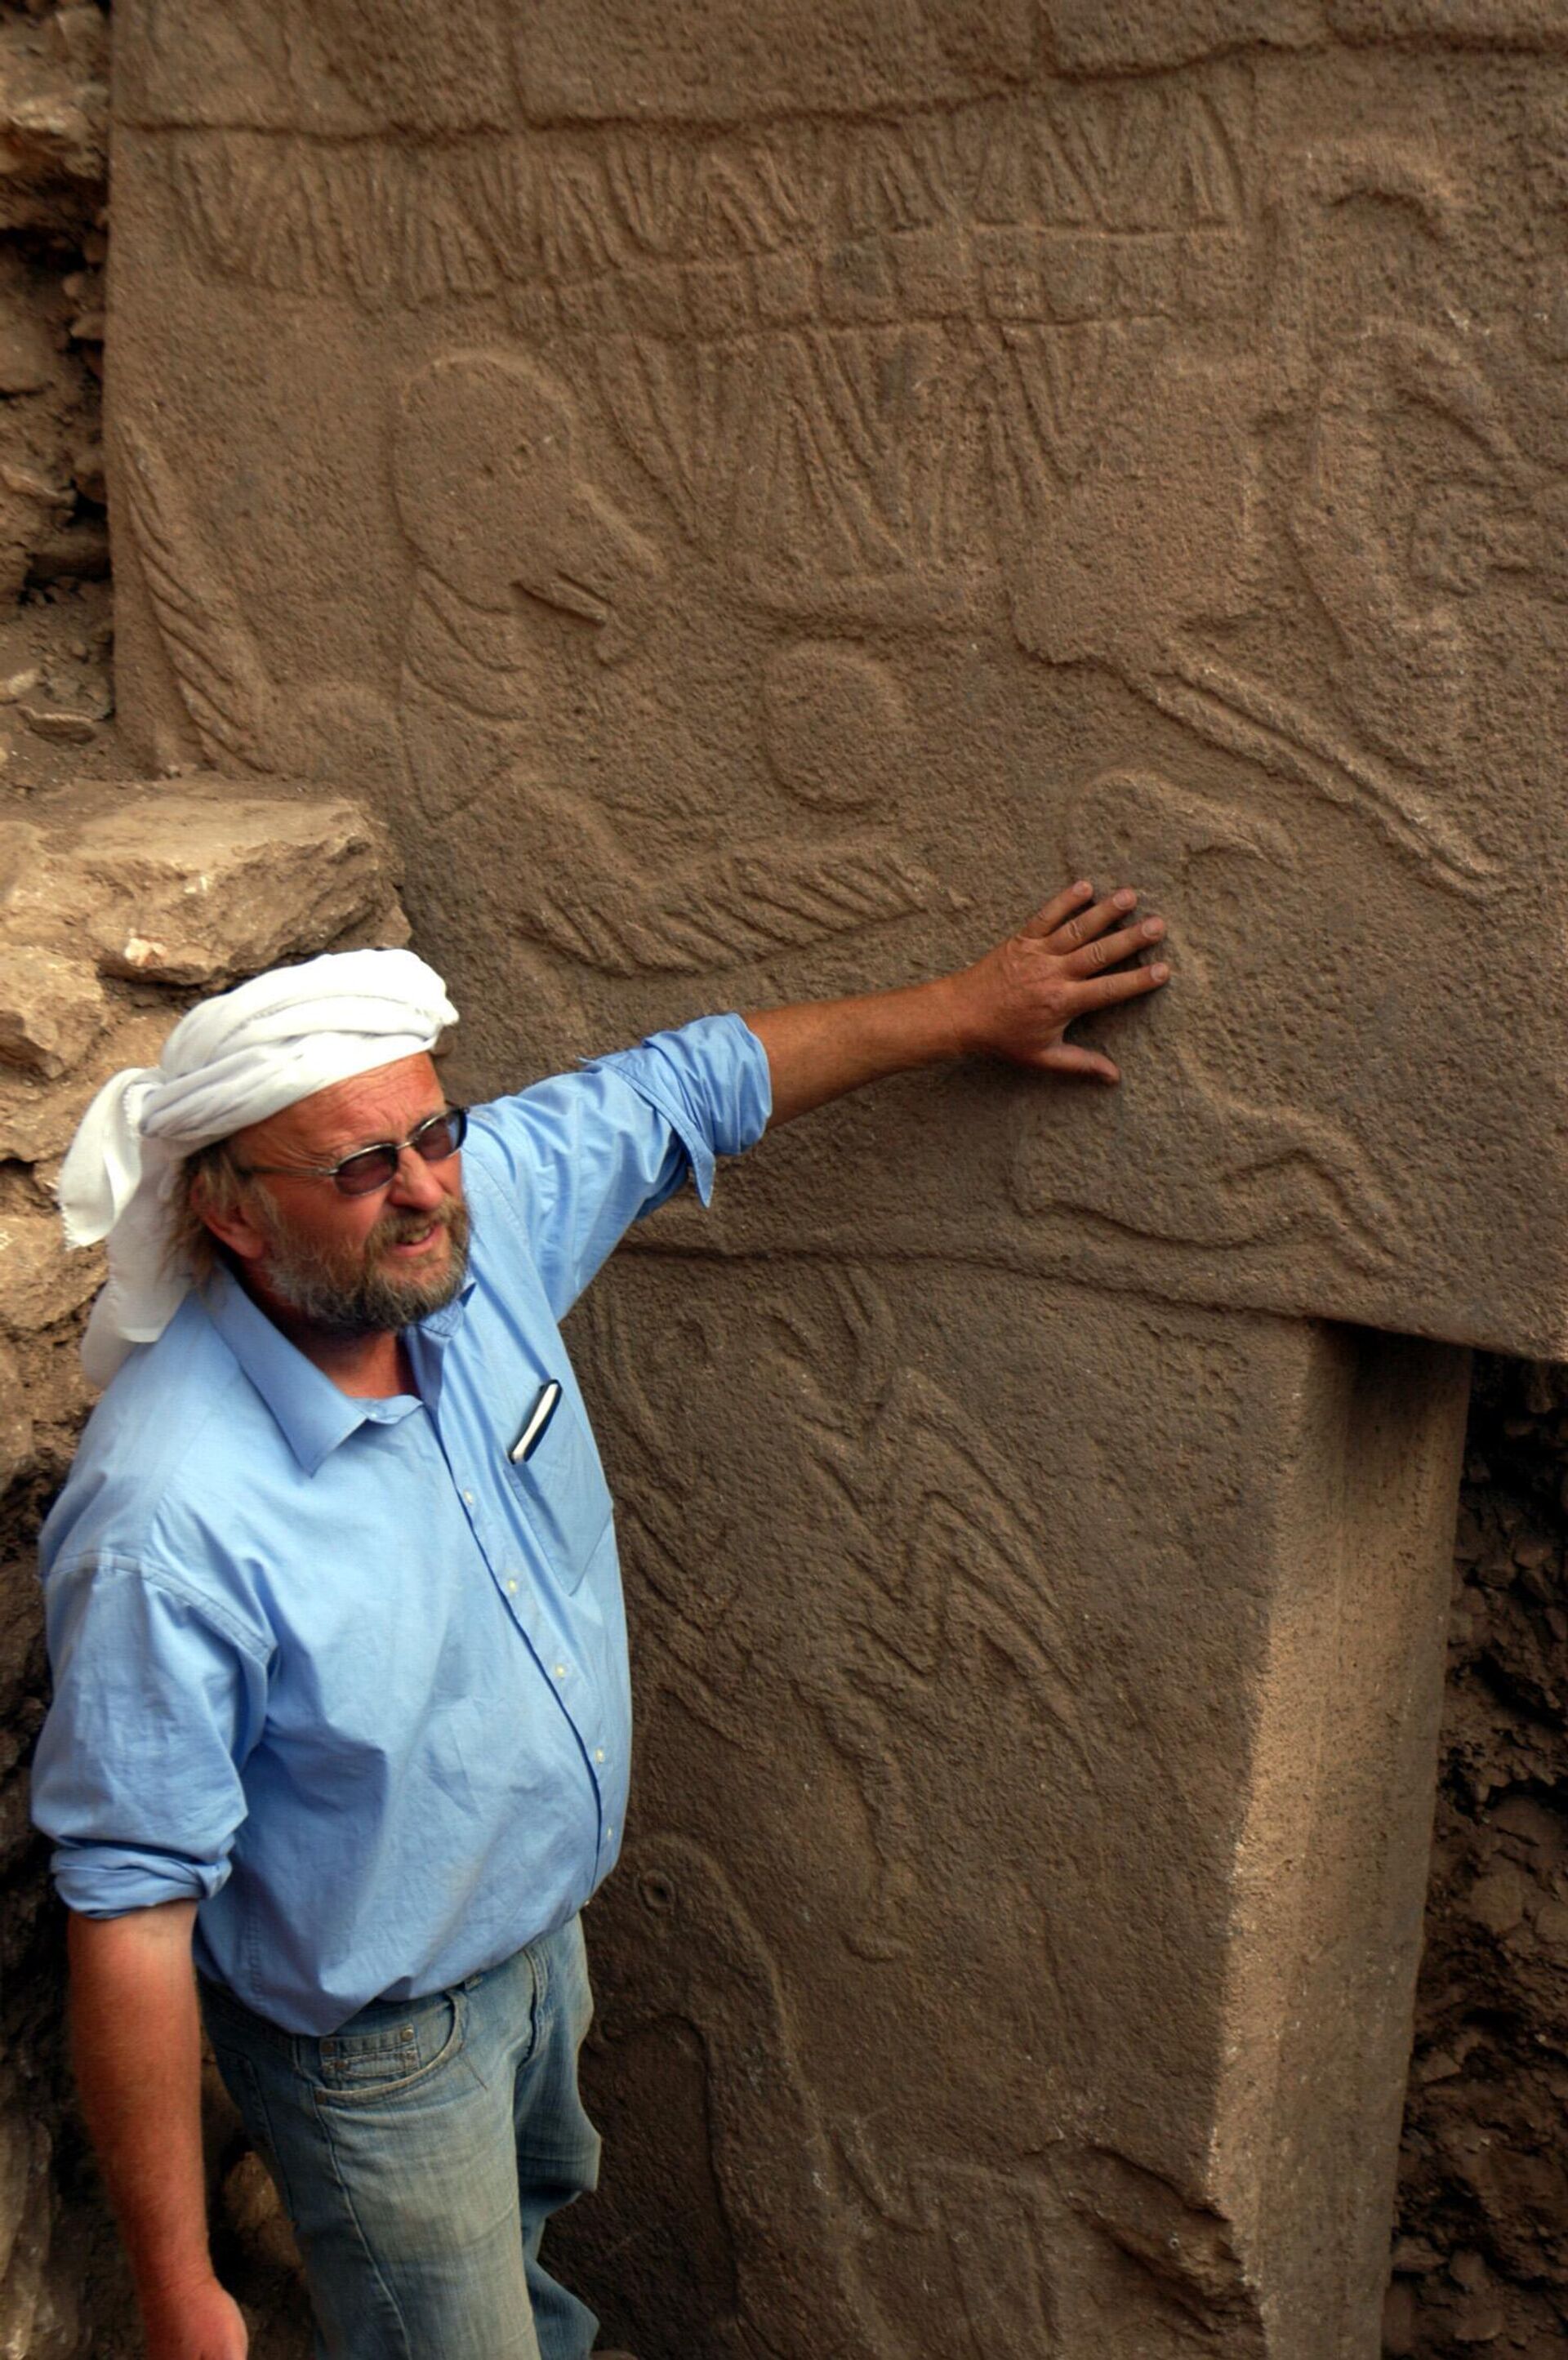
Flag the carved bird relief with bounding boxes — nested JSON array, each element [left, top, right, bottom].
[[592, 1832, 1264, 2358], [392, 348, 938, 976], [581, 1267, 1085, 1966], [114, 378, 937, 984]]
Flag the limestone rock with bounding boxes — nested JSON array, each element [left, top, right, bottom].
[[0, 1206, 100, 1334], [0, 1008, 171, 1164], [0, 942, 105, 1078], [0, 1343, 29, 1492], [2, 789, 402, 986]]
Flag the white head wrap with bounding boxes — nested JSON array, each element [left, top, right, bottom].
[[58, 946, 458, 1385]]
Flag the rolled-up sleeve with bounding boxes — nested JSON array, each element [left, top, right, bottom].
[[32, 1556, 269, 1917], [471, 1013, 773, 1317]]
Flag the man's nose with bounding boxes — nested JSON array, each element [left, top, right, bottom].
[[385, 1145, 451, 1210]]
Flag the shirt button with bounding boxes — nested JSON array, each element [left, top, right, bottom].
[[462, 1489, 474, 1505], [595, 1748, 605, 1763], [553, 1663, 567, 1679], [604, 1825, 615, 1843], [506, 1579, 518, 1595]]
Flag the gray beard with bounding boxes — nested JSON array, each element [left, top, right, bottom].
[[256, 1196, 471, 1339]]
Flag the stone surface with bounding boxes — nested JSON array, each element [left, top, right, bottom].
[[554, 1267, 1469, 2358], [109, 6, 1568, 1360], [0, 1007, 176, 1164], [91, 7, 1568, 2359], [0, 1208, 100, 1337], [0, 786, 405, 985], [0, 942, 105, 1078]]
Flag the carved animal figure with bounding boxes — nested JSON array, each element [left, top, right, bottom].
[[594, 1833, 898, 2360], [593, 1834, 1264, 2358], [583, 1267, 1085, 1964], [1017, 773, 1407, 1268]]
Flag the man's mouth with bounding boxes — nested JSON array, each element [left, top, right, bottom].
[[381, 1220, 447, 1258]]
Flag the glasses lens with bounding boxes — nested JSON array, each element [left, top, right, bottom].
[[412, 1108, 466, 1162], [332, 1147, 399, 1197]]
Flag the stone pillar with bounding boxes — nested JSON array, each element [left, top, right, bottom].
[[105, 5, 1567, 2350], [564, 1272, 1468, 2356]]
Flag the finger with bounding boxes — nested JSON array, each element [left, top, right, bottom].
[[1041, 886, 1138, 954], [1064, 958, 1171, 1012], [1059, 915, 1165, 977], [1036, 1042, 1120, 1084], [1019, 880, 1094, 940]]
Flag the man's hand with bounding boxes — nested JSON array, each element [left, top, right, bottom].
[[947, 880, 1169, 1084], [141, 2278, 248, 2360], [746, 877, 1171, 1124]]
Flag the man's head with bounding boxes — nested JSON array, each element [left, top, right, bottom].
[[58, 946, 461, 1384], [183, 1053, 470, 1341]]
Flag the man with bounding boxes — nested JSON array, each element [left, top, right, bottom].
[[31, 881, 1169, 2360]]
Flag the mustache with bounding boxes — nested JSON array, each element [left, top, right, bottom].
[[368, 1198, 465, 1251]]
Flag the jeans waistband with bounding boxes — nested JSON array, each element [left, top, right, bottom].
[[198, 1935, 545, 2051]]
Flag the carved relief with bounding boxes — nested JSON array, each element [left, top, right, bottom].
[[595, 1833, 900, 2360], [1015, 773, 1407, 1265], [114, 420, 408, 793], [144, 87, 1566, 918], [147, 87, 1251, 630], [593, 1835, 1265, 2357], [762, 644, 912, 811], [587, 1268, 1085, 1959], [390, 348, 938, 972]]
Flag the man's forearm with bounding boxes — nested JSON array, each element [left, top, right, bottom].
[[746, 881, 1171, 1124], [68, 1903, 223, 2322], [745, 975, 966, 1125]]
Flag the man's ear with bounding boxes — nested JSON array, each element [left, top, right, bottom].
[[190, 1171, 270, 1266]]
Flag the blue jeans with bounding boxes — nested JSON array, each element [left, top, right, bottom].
[[202, 1918, 602, 2360]]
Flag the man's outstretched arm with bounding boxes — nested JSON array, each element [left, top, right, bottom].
[[746, 880, 1169, 1125], [69, 1904, 248, 2360]]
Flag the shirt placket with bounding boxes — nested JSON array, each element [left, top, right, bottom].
[[421, 1399, 615, 1872]]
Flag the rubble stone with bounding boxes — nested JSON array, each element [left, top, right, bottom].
[[1, 789, 402, 986], [0, 1206, 100, 1334], [0, 942, 105, 1078]]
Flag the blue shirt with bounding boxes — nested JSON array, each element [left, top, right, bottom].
[[30, 1015, 771, 2035]]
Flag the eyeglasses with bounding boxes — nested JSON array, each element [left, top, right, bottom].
[[234, 1107, 469, 1199]]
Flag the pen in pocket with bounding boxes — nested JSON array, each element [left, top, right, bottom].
[[510, 1381, 562, 1464]]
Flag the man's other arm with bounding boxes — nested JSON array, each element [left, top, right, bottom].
[[69, 1904, 247, 2360], [746, 880, 1169, 1125]]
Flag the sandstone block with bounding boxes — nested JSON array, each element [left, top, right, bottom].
[[0, 942, 106, 1079]]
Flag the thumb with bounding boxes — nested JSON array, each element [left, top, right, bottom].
[[1034, 1042, 1120, 1084]]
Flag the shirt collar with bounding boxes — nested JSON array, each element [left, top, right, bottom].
[[200, 1262, 473, 1476]]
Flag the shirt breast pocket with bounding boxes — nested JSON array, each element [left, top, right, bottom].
[[503, 1391, 612, 1594]]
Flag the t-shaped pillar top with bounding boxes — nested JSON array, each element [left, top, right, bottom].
[[110, 0, 1568, 1356]]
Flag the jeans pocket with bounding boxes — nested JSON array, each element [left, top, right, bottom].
[[313, 1989, 466, 2109]]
